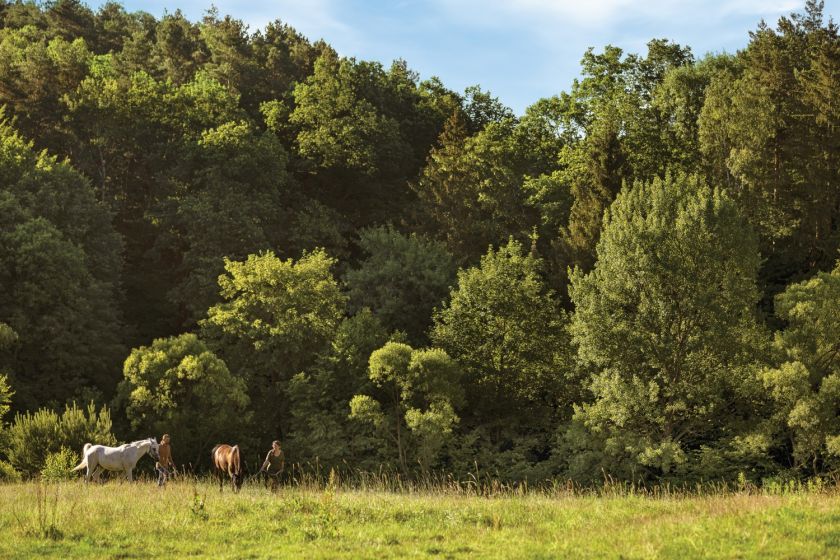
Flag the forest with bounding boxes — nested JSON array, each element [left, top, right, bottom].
[[0, 0, 838, 486]]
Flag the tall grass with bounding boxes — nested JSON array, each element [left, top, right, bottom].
[[8, 480, 76, 540], [2, 476, 840, 559], [276, 461, 840, 499]]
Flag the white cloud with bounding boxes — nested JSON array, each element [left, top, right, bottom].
[[252, 0, 346, 34], [429, 0, 804, 30], [716, 0, 802, 16], [198, 0, 363, 50]]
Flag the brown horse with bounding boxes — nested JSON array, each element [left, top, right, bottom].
[[211, 444, 243, 492]]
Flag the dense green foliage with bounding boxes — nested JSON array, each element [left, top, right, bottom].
[[567, 174, 766, 482], [0, 114, 123, 409], [345, 226, 456, 344], [762, 263, 840, 474], [201, 250, 345, 447], [0, 0, 838, 484], [118, 333, 250, 466], [350, 341, 462, 472]]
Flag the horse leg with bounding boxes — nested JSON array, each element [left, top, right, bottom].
[[85, 457, 97, 483], [126, 467, 133, 482], [89, 465, 103, 483], [218, 470, 224, 492]]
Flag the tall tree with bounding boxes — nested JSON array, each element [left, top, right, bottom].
[[0, 115, 124, 409], [290, 49, 415, 227], [698, 1, 840, 297], [350, 341, 462, 472], [118, 333, 250, 468], [0, 24, 91, 153], [431, 239, 574, 479], [414, 112, 541, 263], [345, 225, 456, 344], [201, 250, 346, 440], [568, 174, 765, 482], [557, 40, 694, 273], [762, 263, 840, 475]]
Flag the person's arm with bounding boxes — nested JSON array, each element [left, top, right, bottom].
[[260, 451, 271, 472]]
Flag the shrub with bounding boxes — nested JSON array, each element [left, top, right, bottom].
[[7, 402, 115, 476], [0, 374, 12, 463], [0, 459, 21, 482], [40, 448, 77, 481]]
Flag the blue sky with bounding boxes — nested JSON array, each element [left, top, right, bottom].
[[90, 0, 839, 115]]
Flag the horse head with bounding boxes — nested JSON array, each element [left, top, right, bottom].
[[148, 437, 160, 460]]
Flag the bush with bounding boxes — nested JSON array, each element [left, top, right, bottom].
[[40, 448, 77, 482], [7, 402, 116, 476], [0, 374, 12, 463], [0, 459, 21, 482]]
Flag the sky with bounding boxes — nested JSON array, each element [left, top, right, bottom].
[[90, 0, 840, 115]]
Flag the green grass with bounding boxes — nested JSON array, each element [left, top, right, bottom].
[[2, 479, 840, 559]]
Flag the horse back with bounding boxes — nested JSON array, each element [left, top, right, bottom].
[[212, 444, 242, 476], [212, 444, 232, 472]]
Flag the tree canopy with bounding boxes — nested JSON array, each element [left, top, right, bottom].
[[0, 0, 838, 484]]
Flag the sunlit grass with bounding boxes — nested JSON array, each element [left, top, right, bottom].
[[2, 478, 840, 558]]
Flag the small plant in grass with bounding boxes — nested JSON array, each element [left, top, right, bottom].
[[190, 489, 209, 521], [40, 448, 77, 482], [303, 482, 340, 540]]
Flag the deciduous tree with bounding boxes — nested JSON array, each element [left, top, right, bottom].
[[568, 174, 765, 481]]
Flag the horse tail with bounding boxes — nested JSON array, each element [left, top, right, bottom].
[[72, 443, 92, 471]]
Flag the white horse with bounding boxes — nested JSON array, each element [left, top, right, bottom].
[[72, 438, 159, 482]]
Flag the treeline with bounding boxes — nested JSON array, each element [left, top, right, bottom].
[[0, 0, 839, 485]]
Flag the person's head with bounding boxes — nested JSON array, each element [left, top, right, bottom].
[[272, 440, 281, 451], [162, 434, 170, 444]]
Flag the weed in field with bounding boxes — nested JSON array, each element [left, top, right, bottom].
[[302, 487, 340, 540], [190, 488, 208, 521], [482, 512, 503, 530], [13, 481, 65, 540]]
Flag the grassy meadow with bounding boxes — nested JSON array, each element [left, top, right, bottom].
[[1, 478, 840, 559]]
